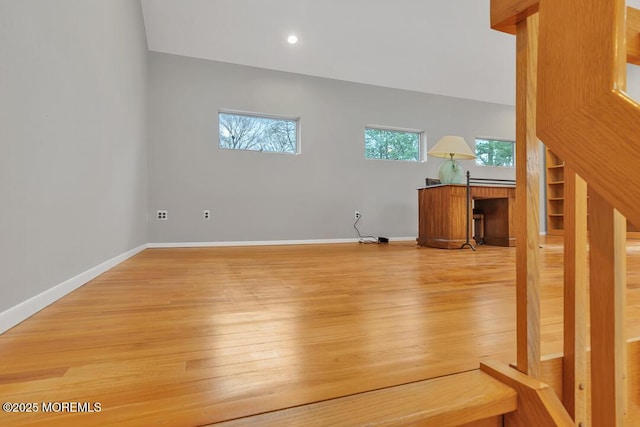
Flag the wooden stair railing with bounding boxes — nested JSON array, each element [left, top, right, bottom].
[[493, 2, 640, 229], [490, 0, 640, 426], [536, 0, 640, 228]]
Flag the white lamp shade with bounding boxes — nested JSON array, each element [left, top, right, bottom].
[[428, 136, 476, 160]]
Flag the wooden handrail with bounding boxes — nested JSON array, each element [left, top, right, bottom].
[[490, 0, 538, 34], [491, 0, 640, 66]]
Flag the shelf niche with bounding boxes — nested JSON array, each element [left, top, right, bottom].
[[545, 148, 640, 238]]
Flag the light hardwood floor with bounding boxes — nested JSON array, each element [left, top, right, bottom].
[[1, 237, 640, 426]]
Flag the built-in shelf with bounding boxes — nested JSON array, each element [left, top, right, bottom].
[[545, 149, 564, 235], [545, 147, 639, 238]]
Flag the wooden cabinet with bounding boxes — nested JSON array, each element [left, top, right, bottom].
[[418, 185, 468, 249], [418, 185, 516, 248], [545, 147, 640, 237]]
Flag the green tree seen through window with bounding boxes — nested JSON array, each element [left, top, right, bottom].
[[365, 128, 420, 161], [475, 138, 515, 167]]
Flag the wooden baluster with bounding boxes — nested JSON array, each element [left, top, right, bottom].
[[563, 166, 587, 424], [589, 189, 627, 427], [515, 12, 541, 378]]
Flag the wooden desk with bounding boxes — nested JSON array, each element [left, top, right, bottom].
[[417, 185, 516, 249]]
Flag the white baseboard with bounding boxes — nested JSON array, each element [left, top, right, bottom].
[[148, 238, 357, 248], [0, 244, 147, 334], [148, 236, 417, 248]]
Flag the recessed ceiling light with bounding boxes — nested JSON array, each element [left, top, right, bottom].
[[287, 35, 298, 45]]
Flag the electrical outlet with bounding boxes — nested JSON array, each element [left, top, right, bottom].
[[203, 210, 211, 220], [156, 210, 168, 220], [354, 211, 361, 220]]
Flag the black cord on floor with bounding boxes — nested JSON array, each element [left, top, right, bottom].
[[353, 215, 378, 244]]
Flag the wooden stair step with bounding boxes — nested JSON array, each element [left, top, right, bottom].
[[211, 369, 517, 426]]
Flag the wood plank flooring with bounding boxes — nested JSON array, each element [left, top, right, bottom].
[[213, 369, 517, 427], [1, 237, 640, 426]]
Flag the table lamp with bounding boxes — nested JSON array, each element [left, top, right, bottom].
[[427, 136, 476, 184]]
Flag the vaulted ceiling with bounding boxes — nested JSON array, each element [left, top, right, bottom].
[[140, 0, 517, 106]]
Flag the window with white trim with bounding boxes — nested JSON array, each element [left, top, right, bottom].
[[475, 138, 515, 167], [218, 112, 299, 154], [364, 127, 422, 161]]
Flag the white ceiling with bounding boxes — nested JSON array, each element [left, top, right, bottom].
[[140, 0, 518, 105]]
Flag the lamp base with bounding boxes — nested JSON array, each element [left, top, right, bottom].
[[437, 159, 465, 184]]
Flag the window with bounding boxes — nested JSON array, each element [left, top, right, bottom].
[[218, 112, 298, 154], [364, 127, 422, 161], [475, 138, 515, 167]]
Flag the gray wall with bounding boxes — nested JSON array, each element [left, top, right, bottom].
[[629, 65, 640, 100], [0, 0, 148, 312], [148, 53, 516, 243]]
